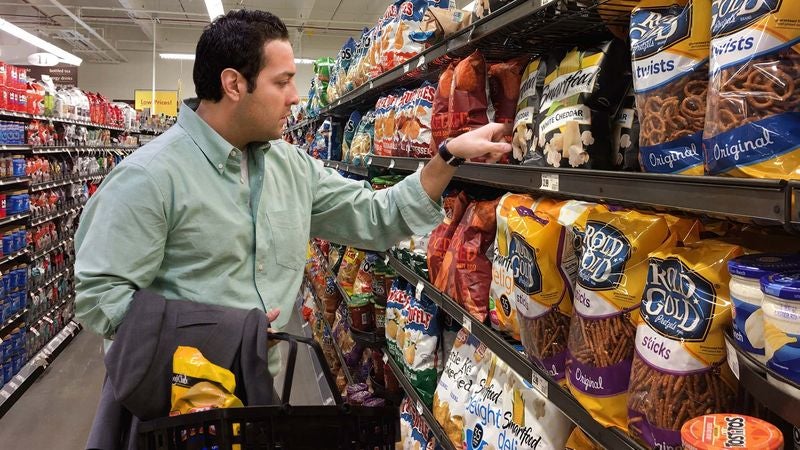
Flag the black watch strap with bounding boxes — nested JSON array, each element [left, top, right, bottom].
[[438, 139, 465, 167]]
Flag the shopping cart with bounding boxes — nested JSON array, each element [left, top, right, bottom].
[[137, 332, 399, 449]]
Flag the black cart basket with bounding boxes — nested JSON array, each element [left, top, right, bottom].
[[137, 332, 399, 449]]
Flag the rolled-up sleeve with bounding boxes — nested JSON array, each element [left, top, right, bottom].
[[308, 158, 444, 250], [74, 163, 168, 337]]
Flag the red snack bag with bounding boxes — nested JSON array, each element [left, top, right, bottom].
[[449, 50, 490, 141], [408, 83, 436, 159], [488, 57, 528, 124], [437, 198, 500, 321], [427, 190, 470, 285], [429, 62, 456, 153]]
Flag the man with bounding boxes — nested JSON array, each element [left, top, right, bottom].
[[74, 10, 510, 378]]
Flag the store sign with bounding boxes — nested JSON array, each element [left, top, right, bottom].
[[134, 90, 178, 116], [22, 64, 78, 87]]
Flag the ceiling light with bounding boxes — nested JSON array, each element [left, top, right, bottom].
[[0, 16, 82, 66], [160, 53, 195, 60], [204, 0, 224, 21], [27, 52, 59, 67], [463, 1, 477, 11], [294, 58, 314, 64]]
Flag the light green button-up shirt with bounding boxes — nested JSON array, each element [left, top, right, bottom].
[[74, 99, 443, 337]]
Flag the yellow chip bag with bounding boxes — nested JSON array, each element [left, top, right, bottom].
[[628, 241, 743, 449], [566, 210, 674, 430], [170, 346, 243, 416], [661, 213, 702, 245]]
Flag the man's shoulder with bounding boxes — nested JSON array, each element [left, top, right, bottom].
[[124, 126, 193, 168]]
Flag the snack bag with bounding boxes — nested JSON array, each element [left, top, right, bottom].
[[400, 397, 440, 450], [513, 58, 546, 164], [536, 41, 629, 169], [410, 6, 472, 47], [630, 0, 709, 175], [438, 198, 500, 322], [433, 329, 490, 448], [394, 88, 418, 157], [704, 1, 800, 179], [401, 292, 441, 407], [342, 110, 362, 163], [566, 210, 673, 430], [490, 193, 535, 339], [449, 51, 493, 150], [409, 83, 436, 158], [384, 0, 429, 71], [661, 213, 702, 245], [612, 87, 640, 171], [464, 353, 573, 450], [334, 37, 357, 97], [374, 1, 404, 78], [430, 62, 456, 152], [565, 429, 603, 450], [508, 203, 576, 381], [350, 109, 376, 166], [170, 346, 243, 415], [351, 26, 379, 89], [386, 277, 412, 362], [373, 93, 393, 157], [337, 247, 366, 296], [344, 27, 372, 92], [352, 252, 379, 295], [489, 57, 528, 125], [628, 241, 743, 449], [428, 190, 470, 284]]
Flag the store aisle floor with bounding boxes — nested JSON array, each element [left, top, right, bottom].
[[0, 308, 324, 449], [0, 328, 105, 449]]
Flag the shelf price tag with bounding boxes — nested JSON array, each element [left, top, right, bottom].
[[725, 340, 740, 380], [42, 316, 53, 324], [417, 161, 425, 171], [416, 400, 424, 415], [542, 0, 556, 4], [415, 281, 424, 300], [388, 159, 395, 169], [461, 314, 472, 333], [382, 353, 389, 364], [403, 63, 410, 73], [30, 327, 40, 337], [366, 157, 373, 166], [0, 389, 10, 399], [540, 173, 559, 192], [530, 370, 549, 397], [417, 55, 426, 68], [383, 254, 390, 265]]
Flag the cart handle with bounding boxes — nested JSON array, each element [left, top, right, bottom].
[[267, 332, 344, 406]]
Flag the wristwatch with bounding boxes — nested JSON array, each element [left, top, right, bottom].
[[438, 139, 465, 167]]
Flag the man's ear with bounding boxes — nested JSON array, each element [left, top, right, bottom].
[[220, 68, 246, 101]]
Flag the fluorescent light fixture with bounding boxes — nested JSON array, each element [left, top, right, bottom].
[[160, 53, 195, 60], [0, 16, 82, 66], [28, 52, 59, 67], [463, 0, 477, 11], [294, 58, 315, 64], [204, 0, 224, 21]]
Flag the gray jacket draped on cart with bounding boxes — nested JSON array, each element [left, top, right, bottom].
[[85, 289, 273, 450]]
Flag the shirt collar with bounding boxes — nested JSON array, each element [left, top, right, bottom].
[[178, 98, 241, 175]]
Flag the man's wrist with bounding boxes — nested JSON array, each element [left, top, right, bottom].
[[437, 139, 465, 167]]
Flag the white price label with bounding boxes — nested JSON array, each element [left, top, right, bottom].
[[0, 389, 10, 399], [416, 400, 424, 415], [403, 63, 410, 73], [417, 55, 426, 68], [43, 316, 53, 324], [461, 315, 472, 333], [13, 374, 23, 383], [415, 281, 424, 300], [725, 340, 740, 380], [369, 81, 374, 89], [388, 159, 396, 169], [530, 371, 549, 397], [30, 328, 40, 337], [542, 0, 556, 4], [334, 164, 340, 171], [8, 381, 18, 389], [366, 157, 373, 166], [382, 353, 389, 364], [383, 254, 390, 264], [540, 173, 559, 192]]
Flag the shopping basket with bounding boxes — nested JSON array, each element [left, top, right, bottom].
[[137, 332, 399, 449]]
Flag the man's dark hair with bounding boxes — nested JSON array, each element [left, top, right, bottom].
[[194, 9, 290, 101]]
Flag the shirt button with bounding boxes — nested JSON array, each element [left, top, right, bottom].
[[217, 163, 223, 169], [258, 263, 264, 272], [240, 177, 245, 184]]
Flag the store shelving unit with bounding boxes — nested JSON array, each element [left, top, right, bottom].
[[31, 146, 137, 155], [387, 253, 647, 450], [0, 109, 126, 131], [384, 351, 456, 450], [306, 279, 356, 386], [325, 160, 370, 178]]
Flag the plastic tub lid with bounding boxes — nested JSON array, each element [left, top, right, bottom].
[[761, 271, 800, 302], [681, 414, 783, 450], [728, 254, 800, 279]]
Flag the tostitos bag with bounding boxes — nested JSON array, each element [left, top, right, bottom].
[[628, 241, 743, 449], [703, 1, 800, 179], [566, 209, 674, 430]]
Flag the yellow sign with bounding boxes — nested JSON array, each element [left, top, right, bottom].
[[134, 90, 178, 116]]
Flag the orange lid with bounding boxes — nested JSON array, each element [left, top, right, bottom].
[[681, 414, 783, 450]]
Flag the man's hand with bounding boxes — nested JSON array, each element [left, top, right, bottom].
[[446, 122, 513, 163], [420, 122, 513, 202]]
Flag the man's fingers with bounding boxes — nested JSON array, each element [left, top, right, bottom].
[[266, 308, 280, 323]]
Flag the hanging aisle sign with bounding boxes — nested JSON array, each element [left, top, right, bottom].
[[134, 90, 178, 116]]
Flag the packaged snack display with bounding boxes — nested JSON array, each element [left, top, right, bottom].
[[513, 58, 546, 164], [490, 193, 535, 339], [393, 88, 419, 157], [341, 110, 362, 163], [628, 241, 743, 449], [350, 109, 376, 166], [386, 278, 413, 362], [704, 1, 800, 179], [630, 0, 709, 175], [433, 329, 490, 448], [463, 353, 573, 450], [400, 292, 441, 407], [400, 397, 440, 450], [488, 57, 528, 125], [374, 91, 401, 157], [428, 190, 470, 284], [760, 271, 800, 397], [535, 40, 630, 169], [681, 414, 784, 450], [430, 62, 456, 152], [566, 209, 672, 430], [449, 51, 492, 152], [337, 247, 366, 296], [383, 0, 429, 72], [728, 254, 800, 363], [409, 83, 436, 158], [437, 198, 500, 322]]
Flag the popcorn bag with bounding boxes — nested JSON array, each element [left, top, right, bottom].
[[630, 0, 709, 175], [566, 209, 674, 430], [628, 241, 743, 449], [513, 58, 546, 164]]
